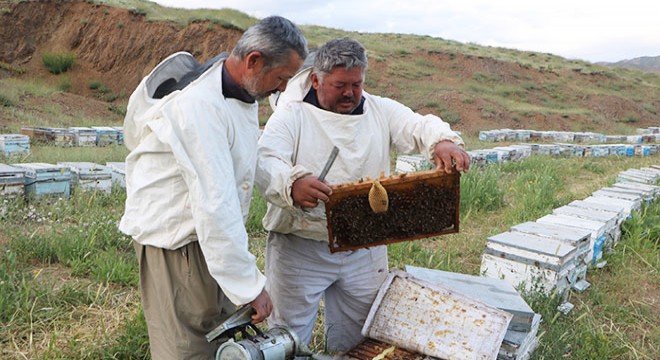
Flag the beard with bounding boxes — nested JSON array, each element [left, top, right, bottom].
[[243, 70, 273, 101]]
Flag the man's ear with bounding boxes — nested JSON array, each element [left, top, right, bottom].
[[245, 51, 263, 71], [310, 72, 320, 90]]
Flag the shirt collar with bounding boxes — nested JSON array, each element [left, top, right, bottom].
[[222, 64, 256, 104], [303, 87, 365, 115]]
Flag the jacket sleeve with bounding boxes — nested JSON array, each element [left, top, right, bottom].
[[376, 96, 464, 159], [148, 99, 265, 306], [256, 105, 312, 209]]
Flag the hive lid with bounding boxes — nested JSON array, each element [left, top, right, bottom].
[[362, 270, 512, 359], [325, 169, 460, 253]]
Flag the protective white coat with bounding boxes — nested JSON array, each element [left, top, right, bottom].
[[119, 55, 265, 306], [256, 68, 464, 241]]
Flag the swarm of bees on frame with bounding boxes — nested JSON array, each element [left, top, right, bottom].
[[327, 171, 458, 250]]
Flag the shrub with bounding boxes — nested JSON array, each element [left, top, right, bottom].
[[88, 80, 103, 90], [42, 51, 75, 74], [57, 77, 72, 92], [0, 93, 14, 107]]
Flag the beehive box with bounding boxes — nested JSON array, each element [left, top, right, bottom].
[[394, 154, 431, 173], [13, 163, 71, 199], [582, 196, 637, 218], [613, 182, 660, 198], [600, 185, 654, 203], [44, 127, 74, 146], [362, 270, 512, 360], [92, 126, 118, 146], [536, 214, 610, 265], [69, 127, 97, 146], [498, 314, 542, 360], [0, 163, 26, 198], [106, 161, 126, 188], [57, 162, 112, 193], [481, 231, 578, 295], [0, 134, 30, 157], [592, 189, 643, 209], [568, 199, 628, 225], [325, 170, 459, 253], [509, 221, 591, 265], [112, 126, 124, 145], [343, 338, 429, 360], [20, 127, 50, 142], [404, 265, 536, 332]]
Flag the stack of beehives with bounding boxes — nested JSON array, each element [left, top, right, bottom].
[[0, 161, 127, 202], [478, 127, 660, 143], [19, 126, 123, 146], [480, 165, 660, 311]]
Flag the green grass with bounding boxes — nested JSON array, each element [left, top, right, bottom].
[[42, 51, 76, 75], [1, 147, 659, 358]]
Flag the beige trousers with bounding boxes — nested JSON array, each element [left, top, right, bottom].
[[265, 232, 388, 352], [134, 239, 236, 360]]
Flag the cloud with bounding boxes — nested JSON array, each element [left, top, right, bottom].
[[153, 0, 660, 62]]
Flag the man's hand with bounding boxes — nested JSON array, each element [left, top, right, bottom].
[[433, 140, 471, 173], [291, 176, 333, 208], [249, 288, 272, 324]]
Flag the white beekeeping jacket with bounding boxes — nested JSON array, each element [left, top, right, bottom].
[[257, 68, 464, 241], [120, 56, 265, 305]]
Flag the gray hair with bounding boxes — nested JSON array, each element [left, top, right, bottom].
[[313, 38, 368, 82], [232, 16, 308, 70]]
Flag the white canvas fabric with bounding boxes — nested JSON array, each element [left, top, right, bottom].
[[256, 68, 464, 241], [119, 58, 265, 305]]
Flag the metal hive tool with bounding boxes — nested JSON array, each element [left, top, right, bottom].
[[325, 169, 460, 253]]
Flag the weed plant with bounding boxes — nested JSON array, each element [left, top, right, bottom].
[[42, 51, 76, 75]]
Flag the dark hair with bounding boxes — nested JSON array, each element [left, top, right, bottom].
[[313, 37, 368, 82], [232, 16, 308, 70]]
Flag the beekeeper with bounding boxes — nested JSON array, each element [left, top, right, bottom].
[[255, 37, 470, 352], [118, 16, 308, 360]]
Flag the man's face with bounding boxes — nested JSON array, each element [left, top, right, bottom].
[[311, 66, 365, 114], [244, 51, 303, 100]]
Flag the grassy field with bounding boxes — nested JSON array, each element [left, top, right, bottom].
[[1, 136, 658, 359], [0, 1, 658, 357]]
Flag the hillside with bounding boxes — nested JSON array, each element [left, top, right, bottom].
[[600, 55, 660, 73], [1, 0, 659, 138]]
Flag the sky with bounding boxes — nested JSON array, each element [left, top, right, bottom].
[[152, 0, 659, 63]]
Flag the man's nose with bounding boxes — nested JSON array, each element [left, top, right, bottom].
[[341, 86, 353, 97]]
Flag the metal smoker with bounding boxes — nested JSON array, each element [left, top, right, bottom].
[[206, 305, 312, 360]]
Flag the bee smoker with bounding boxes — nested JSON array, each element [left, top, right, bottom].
[[206, 305, 312, 360]]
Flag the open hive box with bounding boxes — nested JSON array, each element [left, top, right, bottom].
[[325, 169, 460, 253], [343, 338, 431, 360]]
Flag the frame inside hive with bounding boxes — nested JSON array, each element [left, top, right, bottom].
[[325, 169, 460, 253]]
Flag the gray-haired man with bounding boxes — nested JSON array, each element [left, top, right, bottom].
[[120, 16, 308, 359], [257, 37, 469, 352]]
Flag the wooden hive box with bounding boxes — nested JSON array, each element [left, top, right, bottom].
[[362, 270, 511, 360], [57, 162, 112, 194], [0, 163, 26, 198], [13, 162, 71, 199], [325, 169, 460, 253], [69, 127, 97, 147], [0, 134, 30, 157]]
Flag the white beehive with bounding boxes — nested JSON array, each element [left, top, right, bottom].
[[481, 231, 577, 295]]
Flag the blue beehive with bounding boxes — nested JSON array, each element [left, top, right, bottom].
[[0, 134, 30, 157], [112, 126, 124, 145], [13, 163, 71, 199], [0, 163, 26, 198], [91, 126, 119, 146]]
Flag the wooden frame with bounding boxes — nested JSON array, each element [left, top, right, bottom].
[[325, 169, 460, 252]]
